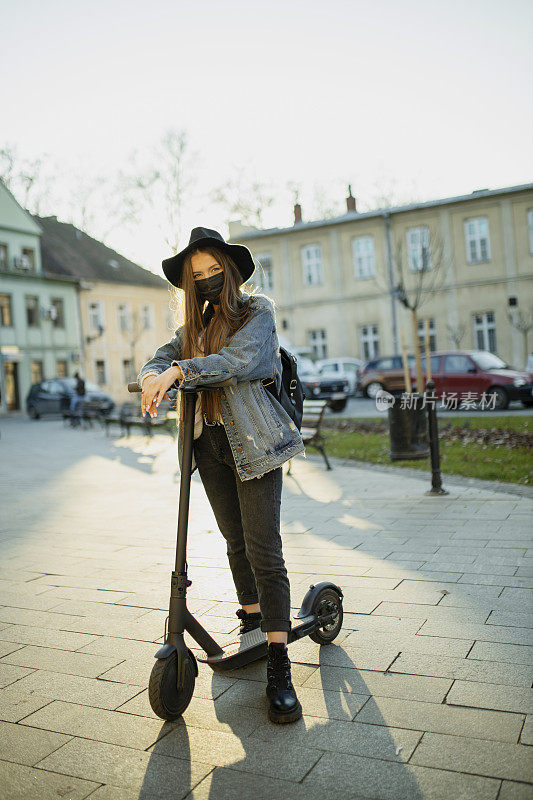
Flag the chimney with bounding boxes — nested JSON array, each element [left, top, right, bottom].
[[293, 202, 302, 225], [346, 184, 356, 213]]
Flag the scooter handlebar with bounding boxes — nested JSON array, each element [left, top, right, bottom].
[[127, 377, 236, 393]]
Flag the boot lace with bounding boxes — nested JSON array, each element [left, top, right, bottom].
[[267, 647, 294, 691], [236, 608, 262, 635]]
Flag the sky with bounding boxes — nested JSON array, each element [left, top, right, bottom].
[[1, 0, 532, 273]]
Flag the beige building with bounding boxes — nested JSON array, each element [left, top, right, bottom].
[[37, 217, 174, 403], [230, 183, 533, 368]]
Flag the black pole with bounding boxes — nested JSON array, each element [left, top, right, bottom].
[[425, 379, 448, 496]]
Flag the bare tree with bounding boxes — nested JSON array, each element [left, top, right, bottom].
[[393, 228, 452, 391], [0, 143, 51, 214], [507, 307, 533, 366], [446, 322, 467, 349], [213, 167, 275, 229]]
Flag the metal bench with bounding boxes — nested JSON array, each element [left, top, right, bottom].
[[287, 399, 332, 474]]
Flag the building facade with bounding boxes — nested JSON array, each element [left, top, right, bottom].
[[36, 216, 174, 403], [0, 183, 82, 415], [230, 183, 533, 368]]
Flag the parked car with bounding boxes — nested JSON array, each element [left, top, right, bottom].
[[358, 355, 416, 398], [26, 377, 115, 419], [315, 357, 364, 396], [359, 350, 532, 409], [296, 355, 350, 412], [410, 350, 533, 410]]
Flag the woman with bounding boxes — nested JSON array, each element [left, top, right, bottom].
[[137, 227, 305, 724]]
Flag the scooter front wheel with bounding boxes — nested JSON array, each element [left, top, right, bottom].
[[149, 651, 196, 720], [309, 586, 343, 645]]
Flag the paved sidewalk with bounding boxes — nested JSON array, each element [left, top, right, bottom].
[[0, 418, 532, 800]]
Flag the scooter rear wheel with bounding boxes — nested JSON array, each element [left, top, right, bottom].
[[149, 651, 196, 720], [309, 587, 343, 644]]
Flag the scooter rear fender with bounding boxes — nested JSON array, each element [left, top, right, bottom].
[[296, 581, 344, 619]]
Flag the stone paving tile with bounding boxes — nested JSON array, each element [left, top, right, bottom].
[[218, 678, 368, 719], [498, 781, 533, 800], [300, 751, 500, 800], [487, 611, 533, 628], [0, 607, 85, 629], [301, 667, 452, 703], [0, 645, 123, 678], [148, 724, 323, 780], [184, 768, 317, 800], [390, 652, 533, 686], [45, 600, 154, 620], [1, 718, 72, 766], [447, 680, 533, 714], [468, 641, 533, 665], [34, 736, 213, 796], [0, 624, 99, 651], [342, 614, 425, 634], [410, 731, 533, 782], [0, 591, 71, 612], [0, 759, 99, 800], [342, 631, 473, 658], [21, 699, 178, 749], [0, 684, 54, 723], [288, 640, 399, 671], [249, 716, 421, 762], [0, 663, 34, 688], [418, 620, 533, 646], [520, 715, 533, 745], [10, 669, 141, 710], [373, 601, 490, 622], [355, 696, 524, 742]]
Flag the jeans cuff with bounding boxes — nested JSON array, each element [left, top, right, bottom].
[[237, 593, 260, 605], [261, 619, 292, 633]]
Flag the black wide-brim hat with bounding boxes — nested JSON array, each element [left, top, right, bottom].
[[162, 226, 256, 289]]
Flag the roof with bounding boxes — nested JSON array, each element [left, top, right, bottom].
[[34, 215, 167, 288], [231, 182, 533, 242], [0, 180, 42, 236]]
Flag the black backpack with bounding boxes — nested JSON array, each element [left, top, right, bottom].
[[262, 347, 305, 431]]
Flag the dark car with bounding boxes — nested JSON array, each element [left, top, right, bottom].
[[296, 356, 350, 412], [26, 377, 115, 419], [359, 355, 416, 398]]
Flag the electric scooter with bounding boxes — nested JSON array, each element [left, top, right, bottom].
[[128, 378, 344, 722]]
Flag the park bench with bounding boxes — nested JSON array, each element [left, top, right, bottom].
[[103, 401, 177, 438], [286, 398, 332, 475], [62, 401, 107, 430]]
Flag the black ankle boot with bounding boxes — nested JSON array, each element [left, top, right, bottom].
[[266, 642, 302, 724], [236, 608, 262, 635]]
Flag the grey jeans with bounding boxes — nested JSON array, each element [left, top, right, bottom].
[[192, 420, 291, 633]]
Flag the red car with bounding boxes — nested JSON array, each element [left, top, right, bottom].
[[410, 350, 533, 410]]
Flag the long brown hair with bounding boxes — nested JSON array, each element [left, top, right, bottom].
[[177, 245, 256, 422]]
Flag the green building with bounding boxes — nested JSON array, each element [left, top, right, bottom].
[[0, 181, 82, 415]]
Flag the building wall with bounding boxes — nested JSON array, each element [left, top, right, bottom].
[[238, 187, 533, 368], [79, 281, 174, 403]]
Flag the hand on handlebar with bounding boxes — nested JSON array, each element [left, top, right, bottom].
[[141, 366, 183, 417]]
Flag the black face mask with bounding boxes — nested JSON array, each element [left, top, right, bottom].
[[194, 272, 224, 304]]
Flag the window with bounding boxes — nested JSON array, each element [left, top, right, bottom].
[[473, 311, 497, 353], [141, 304, 154, 330], [255, 253, 274, 291], [421, 355, 442, 374], [308, 329, 328, 359], [51, 298, 64, 328], [359, 324, 380, 360], [0, 244, 7, 270], [406, 227, 431, 272], [352, 235, 375, 279], [31, 360, 43, 384], [122, 359, 135, 383], [95, 360, 107, 385], [0, 294, 13, 326], [117, 303, 131, 332], [22, 248, 35, 270], [528, 209, 533, 254], [56, 360, 67, 378], [417, 317, 436, 352], [25, 296, 39, 327], [89, 301, 104, 331], [301, 244, 323, 286], [464, 217, 491, 263], [443, 354, 474, 374]]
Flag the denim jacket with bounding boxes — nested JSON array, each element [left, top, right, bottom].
[[137, 291, 306, 481]]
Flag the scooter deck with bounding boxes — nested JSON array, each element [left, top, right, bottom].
[[196, 615, 316, 671]]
